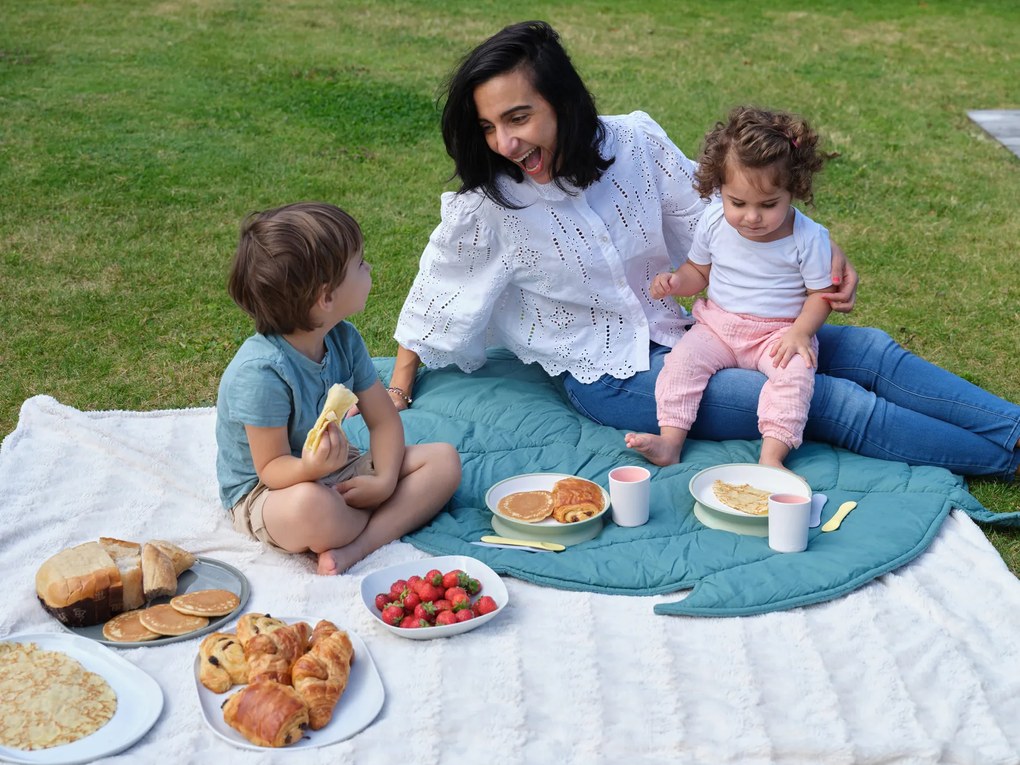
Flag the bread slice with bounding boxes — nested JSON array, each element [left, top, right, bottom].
[[141, 543, 178, 601], [99, 537, 144, 611], [146, 539, 196, 576], [35, 541, 124, 626]]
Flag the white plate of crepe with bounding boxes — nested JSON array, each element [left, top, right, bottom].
[[193, 617, 383, 750], [0, 632, 162, 764], [689, 463, 812, 537]]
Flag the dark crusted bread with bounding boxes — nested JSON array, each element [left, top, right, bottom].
[[35, 541, 124, 627]]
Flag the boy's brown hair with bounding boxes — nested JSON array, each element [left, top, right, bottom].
[[694, 105, 825, 206], [228, 202, 363, 335]]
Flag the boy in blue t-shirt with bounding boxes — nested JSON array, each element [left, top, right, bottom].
[[216, 202, 461, 575]]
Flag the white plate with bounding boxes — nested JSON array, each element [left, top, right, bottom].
[[485, 473, 609, 545], [689, 463, 812, 521], [194, 618, 383, 750], [0, 632, 163, 764], [360, 555, 508, 640], [59, 557, 251, 648]]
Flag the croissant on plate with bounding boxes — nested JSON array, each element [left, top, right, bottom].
[[235, 613, 288, 648], [244, 621, 311, 684], [551, 477, 603, 523], [198, 631, 249, 693], [291, 620, 355, 730], [222, 679, 309, 747]]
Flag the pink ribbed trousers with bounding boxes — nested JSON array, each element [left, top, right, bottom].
[[656, 299, 817, 448]]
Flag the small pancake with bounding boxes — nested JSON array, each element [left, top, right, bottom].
[[497, 490, 554, 522], [102, 609, 162, 643], [138, 604, 210, 636], [170, 589, 241, 617]]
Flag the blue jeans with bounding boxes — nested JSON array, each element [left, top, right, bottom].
[[562, 325, 1020, 479]]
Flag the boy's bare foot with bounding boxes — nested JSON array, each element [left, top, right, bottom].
[[625, 432, 681, 467], [316, 547, 360, 576]]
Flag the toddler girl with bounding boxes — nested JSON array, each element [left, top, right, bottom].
[[626, 105, 836, 468]]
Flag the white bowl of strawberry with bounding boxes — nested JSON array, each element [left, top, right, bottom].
[[359, 555, 508, 639]]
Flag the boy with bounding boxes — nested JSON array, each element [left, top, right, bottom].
[[216, 202, 461, 575]]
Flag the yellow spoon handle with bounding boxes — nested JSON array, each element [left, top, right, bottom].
[[820, 501, 859, 532], [479, 535, 565, 552]]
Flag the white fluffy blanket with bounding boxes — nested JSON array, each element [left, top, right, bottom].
[[2, 395, 1020, 765]]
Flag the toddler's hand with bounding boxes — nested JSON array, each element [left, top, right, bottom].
[[650, 272, 678, 300], [301, 422, 350, 477], [770, 331, 817, 369]]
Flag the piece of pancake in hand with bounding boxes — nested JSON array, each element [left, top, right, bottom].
[[171, 589, 240, 617], [551, 477, 603, 523], [138, 603, 209, 636], [102, 609, 161, 643], [497, 490, 554, 522]]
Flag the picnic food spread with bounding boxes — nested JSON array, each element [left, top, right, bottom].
[[0, 640, 117, 750], [304, 383, 358, 452], [200, 614, 356, 747], [712, 480, 772, 516]]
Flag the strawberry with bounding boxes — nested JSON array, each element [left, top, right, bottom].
[[399, 615, 421, 629], [406, 575, 423, 589], [442, 569, 465, 589], [413, 581, 443, 602], [433, 599, 453, 612], [402, 591, 422, 614], [414, 602, 437, 623], [446, 588, 471, 609], [389, 578, 408, 598], [381, 604, 405, 626], [374, 593, 391, 611], [455, 608, 476, 622], [435, 610, 458, 626], [473, 595, 498, 616], [424, 568, 444, 586], [463, 576, 482, 596]]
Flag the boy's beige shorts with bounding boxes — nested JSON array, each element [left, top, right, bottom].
[[230, 445, 375, 551]]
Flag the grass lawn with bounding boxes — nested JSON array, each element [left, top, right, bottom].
[[2, 1, 1018, 566]]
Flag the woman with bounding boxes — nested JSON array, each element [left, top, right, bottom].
[[390, 20, 1020, 479]]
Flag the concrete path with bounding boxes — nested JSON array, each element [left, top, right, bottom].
[[968, 109, 1020, 160]]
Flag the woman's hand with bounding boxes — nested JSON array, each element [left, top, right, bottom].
[[823, 242, 858, 313]]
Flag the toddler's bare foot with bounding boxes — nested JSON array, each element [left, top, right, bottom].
[[759, 456, 788, 470], [625, 432, 681, 467]]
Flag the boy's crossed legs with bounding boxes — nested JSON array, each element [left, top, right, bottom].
[[259, 442, 460, 575]]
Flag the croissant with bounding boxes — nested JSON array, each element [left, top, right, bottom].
[[235, 613, 287, 649], [198, 631, 249, 693], [551, 477, 603, 523], [291, 620, 355, 730], [244, 621, 311, 684], [222, 679, 309, 747]]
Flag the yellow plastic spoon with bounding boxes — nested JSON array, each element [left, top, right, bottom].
[[820, 501, 859, 532]]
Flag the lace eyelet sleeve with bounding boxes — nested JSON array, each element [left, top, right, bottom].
[[395, 191, 511, 373], [629, 111, 708, 268]]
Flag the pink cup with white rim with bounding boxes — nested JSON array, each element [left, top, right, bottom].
[[608, 466, 651, 527]]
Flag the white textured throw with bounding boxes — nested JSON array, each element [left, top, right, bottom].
[[2, 395, 1019, 765]]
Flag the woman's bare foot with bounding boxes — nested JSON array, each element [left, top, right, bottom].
[[625, 432, 682, 467]]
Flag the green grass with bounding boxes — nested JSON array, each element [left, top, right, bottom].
[[2, 0, 1018, 567]]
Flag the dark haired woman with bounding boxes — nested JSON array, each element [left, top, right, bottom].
[[390, 21, 1020, 479]]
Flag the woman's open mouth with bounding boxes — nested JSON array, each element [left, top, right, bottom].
[[513, 147, 544, 176]]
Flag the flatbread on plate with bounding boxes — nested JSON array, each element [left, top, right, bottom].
[[712, 480, 771, 516]]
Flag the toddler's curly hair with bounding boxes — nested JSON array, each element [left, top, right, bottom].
[[694, 105, 825, 205]]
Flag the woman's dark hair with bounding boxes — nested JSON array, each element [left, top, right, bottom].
[[441, 20, 613, 208]]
